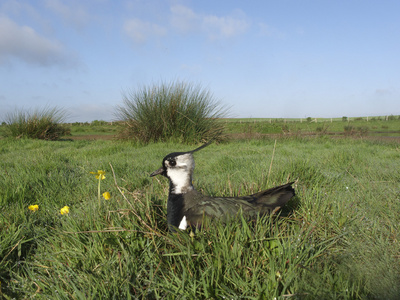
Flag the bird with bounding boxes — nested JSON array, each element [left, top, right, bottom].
[[150, 141, 295, 231]]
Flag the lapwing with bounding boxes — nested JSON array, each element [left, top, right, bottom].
[[150, 142, 295, 231]]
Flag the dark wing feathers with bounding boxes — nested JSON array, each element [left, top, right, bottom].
[[249, 182, 295, 208], [183, 183, 295, 226]]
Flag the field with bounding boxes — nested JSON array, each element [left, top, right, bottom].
[[63, 117, 400, 140], [1, 119, 400, 299]]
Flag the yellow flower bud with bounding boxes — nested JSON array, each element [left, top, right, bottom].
[[60, 206, 70, 215], [90, 170, 106, 180], [102, 191, 111, 200], [28, 205, 39, 212]]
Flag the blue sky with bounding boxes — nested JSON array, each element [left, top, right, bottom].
[[1, 0, 399, 122]]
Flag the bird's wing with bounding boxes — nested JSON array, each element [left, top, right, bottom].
[[184, 196, 254, 227], [183, 183, 295, 227], [182, 190, 272, 227]]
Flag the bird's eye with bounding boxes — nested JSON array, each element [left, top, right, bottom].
[[168, 159, 176, 166]]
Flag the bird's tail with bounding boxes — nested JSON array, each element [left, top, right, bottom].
[[251, 182, 295, 213]]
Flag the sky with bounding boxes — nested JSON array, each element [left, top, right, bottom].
[[1, 0, 399, 122]]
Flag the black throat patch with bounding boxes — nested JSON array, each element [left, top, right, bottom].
[[167, 193, 185, 231]]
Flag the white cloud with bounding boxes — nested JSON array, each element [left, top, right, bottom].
[[123, 5, 250, 44], [124, 5, 249, 44], [170, 5, 249, 40], [1, 0, 41, 20], [258, 22, 285, 39], [0, 16, 78, 67], [123, 18, 167, 44], [202, 14, 249, 39], [375, 88, 392, 96], [44, 0, 89, 30], [170, 4, 199, 33]]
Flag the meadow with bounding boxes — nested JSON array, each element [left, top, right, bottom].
[[1, 120, 400, 299], [221, 116, 400, 138], [63, 116, 400, 138]]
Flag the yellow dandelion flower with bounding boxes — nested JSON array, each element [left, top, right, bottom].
[[60, 206, 70, 215], [90, 170, 106, 180], [102, 191, 111, 200], [28, 205, 39, 212]]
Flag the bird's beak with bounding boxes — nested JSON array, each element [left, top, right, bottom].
[[150, 167, 164, 177]]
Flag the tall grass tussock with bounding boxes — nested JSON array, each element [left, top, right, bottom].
[[4, 107, 70, 140], [115, 81, 229, 143]]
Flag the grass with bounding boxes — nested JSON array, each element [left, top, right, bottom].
[[2, 116, 398, 141], [223, 117, 400, 137], [3, 107, 70, 140], [115, 81, 229, 143], [1, 136, 399, 298], [68, 121, 119, 136]]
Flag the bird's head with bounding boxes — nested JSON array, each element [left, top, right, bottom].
[[150, 141, 212, 193]]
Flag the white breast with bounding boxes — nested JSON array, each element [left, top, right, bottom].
[[178, 215, 188, 230]]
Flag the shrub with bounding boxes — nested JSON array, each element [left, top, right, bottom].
[[115, 81, 229, 143], [344, 125, 369, 136], [316, 124, 330, 134], [4, 107, 70, 140], [357, 126, 369, 135], [91, 120, 108, 126], [344, 125, 355, 135]]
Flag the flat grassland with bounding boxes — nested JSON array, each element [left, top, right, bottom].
[[1, 120, 400, 299], [6, 116, 395, 140]]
